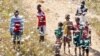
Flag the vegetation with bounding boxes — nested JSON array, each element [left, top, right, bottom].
[[86, 0, 100, 36], [89, 18, 100, 36], [0, 0, 100, 56], [86, 0, 100, 15], [0, 0, 54, 56]]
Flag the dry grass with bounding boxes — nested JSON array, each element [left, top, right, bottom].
[[86, 0, 100, 36], [89, 18, 100, 36], [0, 19, 54, 56], [1, 0, 100, 56], [86, 0, 100, 15], [0, 0, 54, 56]]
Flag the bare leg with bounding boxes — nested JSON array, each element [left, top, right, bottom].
[[60, 42, 62, 49], [13, 34, 16, 49], [39, 36, 42, 42], [13, 34, 16, 44], [82, 47, 85, 56], [64, 42, 66, 53], [86, 48, 89, 56], [17, 35, 21, 45], [40, 36, 44, 42], [79, 47, 81, 56], [68, 42, 71, 54], [42, 36, 44, 42], [75, 47, 77, 56]]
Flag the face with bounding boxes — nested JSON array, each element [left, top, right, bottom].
[[38, 7, 41, 10], [14, 12, 19, 17], [65, 15, 70, 21], [37, 5, 42, 12], [66, 18, 69, 21]]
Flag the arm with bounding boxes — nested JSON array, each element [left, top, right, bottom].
[[82, 8, 88, 16], [9, 18, 14, 35], [20, 18, 24, 33]]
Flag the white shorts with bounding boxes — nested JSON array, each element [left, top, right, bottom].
[[80, 15, 87, 23], [38, 25, 46, 36]]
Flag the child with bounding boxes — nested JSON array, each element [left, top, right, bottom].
[[55, 22, 63, 48], [63, 14, 73, 54], [54, 40, 61, 56], [37, 4, 46, 42], [81, 23, 91, 56], [73, 17, 82, 56]]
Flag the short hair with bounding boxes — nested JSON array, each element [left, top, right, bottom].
[[81, 1, 85, 5], [65, 14, 70, 20], [58, 22, 63, 27], [37, 4, 41, 9], [14, 10, 19, 14]]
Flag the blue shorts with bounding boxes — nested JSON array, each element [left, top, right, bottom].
[[13, 32, 22, 41]]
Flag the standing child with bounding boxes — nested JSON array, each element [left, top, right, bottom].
[[73, 17, 82, 56], [10, 10, 24, 49], [81, 22, 91, 56], [37, 4, 46, 42], [54, 40, 61, 56], [63, 14, 73, 54], [76, 1, 88, 23], [55, 22, 63, 48], [54, 22, 63, 56]]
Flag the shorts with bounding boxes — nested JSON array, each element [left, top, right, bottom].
[[13, 32, 22, 41], [73, 35, 81, 47], [81, 39, 90, 49], [38, 25, 46, 36], [80, 15, 87, 23], [63, 35, 71, 43]]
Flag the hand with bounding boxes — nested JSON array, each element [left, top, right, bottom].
[[19, 30, 23, 35], [10, 32, 13, 35], [37, 27, 39, 29]]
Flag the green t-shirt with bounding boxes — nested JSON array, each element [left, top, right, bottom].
[[55, 28, 63, 38]]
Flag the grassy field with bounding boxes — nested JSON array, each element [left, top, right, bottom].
[[0, 0, 54, 56], [86, 0, 100, 15], [86, 0, 100, 36], [0, 0, 100, 56]]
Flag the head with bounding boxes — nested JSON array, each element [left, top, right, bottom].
[[75, 17, 80, 23], [37, 4, 42, 12], [65, 14, 70, 21], [14, 10, 19, 17], [58, 22, 63, 28], [81, 1, 85, 5], [80, 1, 85, 9]]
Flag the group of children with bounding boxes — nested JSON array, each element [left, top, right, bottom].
[[54, 1, 91, 56], [9, 0, 91, 56]]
